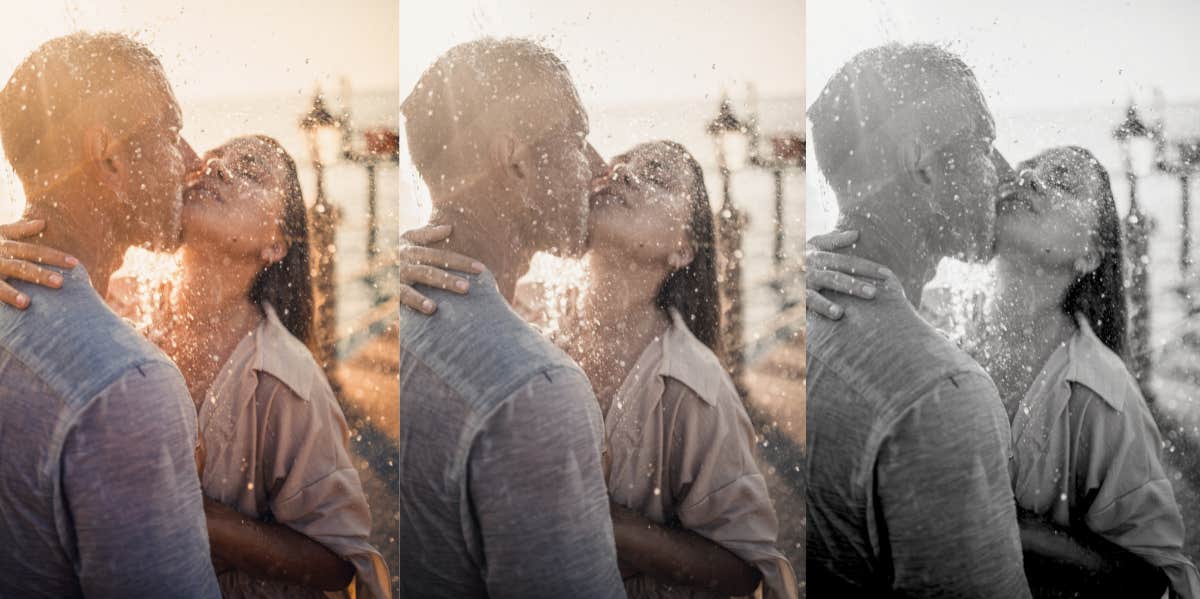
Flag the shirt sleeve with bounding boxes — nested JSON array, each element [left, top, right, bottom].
[[467, 367, 624, 599], [61, 361, 220, 598], [1069, 383, 1200, 598], [256, 373, 391, 599], [662, 378, 798, 599], [875, 372, 1031, 599]]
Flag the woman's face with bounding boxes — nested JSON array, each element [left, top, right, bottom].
[[586, 142, 696, 266], [181, 136, 289, 259], [993, 146, 1105, 272]]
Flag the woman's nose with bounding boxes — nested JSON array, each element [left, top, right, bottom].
[[1018, 168, 1043, 193], [204, 156, 231, 181]]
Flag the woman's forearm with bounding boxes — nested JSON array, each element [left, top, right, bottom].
[[204, 497, 355, 591], [610, 502, 761, 596], [1018, 508, 1167, 598]]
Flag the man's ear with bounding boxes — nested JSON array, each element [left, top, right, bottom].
[[899, 138, 934, 189], [491, 133, 528, 184], [81, 126, 126, 191]]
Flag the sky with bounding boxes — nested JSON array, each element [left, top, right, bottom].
[[400, 0, 804, 107], [808, 0, 1200, 113], [1, 0, 399, 102]]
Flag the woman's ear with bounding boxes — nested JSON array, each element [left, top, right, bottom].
[[668, 244, 695, 270], [1074, 251, 1102, 276], [262, 241, 287, 266]]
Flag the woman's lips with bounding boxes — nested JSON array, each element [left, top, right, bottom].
[[183, 181, 223, 204], [589, 188, 623, 209], [996, 193, 1035, 214]]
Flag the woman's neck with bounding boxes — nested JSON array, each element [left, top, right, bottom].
[[167, 248, 265, 406], [988, 258, 1077, 343], [978, 257, 1078, 418], [570, 255, 670, 414]]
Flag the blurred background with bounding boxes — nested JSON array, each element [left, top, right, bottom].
[[401, 0, 806, 587], [0, 1, 401, 591], [808, 0, 1200, 565]]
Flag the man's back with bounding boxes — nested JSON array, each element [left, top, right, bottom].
[[398, 270, 623, 598], [0, 266, 218, 598], [806, 283, 1029, 597]]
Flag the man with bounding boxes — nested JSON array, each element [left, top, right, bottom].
[[0, 33, 218, 597], [397, 38, 624, 597], [804, 43, 1032, 597]]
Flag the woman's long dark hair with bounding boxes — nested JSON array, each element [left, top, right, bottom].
[[1059, 146, 1127, 358], [653, 140, 722, 355], [247, 135, 314, 347]]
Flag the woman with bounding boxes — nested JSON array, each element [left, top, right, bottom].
[[401, 140, 797, 598], [0, 135, 390, 598], [807, 145, 1199, 598]]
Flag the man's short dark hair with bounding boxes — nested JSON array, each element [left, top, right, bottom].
[[401, 37, 577, 189], [809, 43, 987, 196], [0, 32, 166, 180]]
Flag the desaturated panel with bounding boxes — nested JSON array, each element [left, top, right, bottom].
[[807, 1, 1200, 597]]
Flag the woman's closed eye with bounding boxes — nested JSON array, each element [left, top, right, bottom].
[[234, 156, 266, 182], [641, 160, 668, 187]]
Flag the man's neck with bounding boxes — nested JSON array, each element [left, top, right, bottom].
[[23, 192, 127, 296], [428, 199, 536, 304], [838, 207, 940, 307]]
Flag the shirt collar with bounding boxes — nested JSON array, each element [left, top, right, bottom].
[[657, 308, 726, 406], [1063, 314, 1131, 412], [248, 302, 316, 400]]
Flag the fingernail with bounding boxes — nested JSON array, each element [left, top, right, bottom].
[[830, 305, 843, 318], [15, 294, 28, 308], [422, 299, 435, 313], [66, 256, 79, 267], [879, 267, 892, 278], [471, 262, 485, 273], [49, 274, 62, 286], [455, 279, 469, 292], [862, 284, 876, 298]]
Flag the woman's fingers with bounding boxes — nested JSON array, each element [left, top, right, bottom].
[[0, 258, 64, 290], [400, 263, 471, 295], [0, 219, 46, 241], [807, 289, 844, 320], [398, 245, 483, 275], [0, 239, 78, 269], [0, 280, 30, 310], [808, 268, 876, 299], [806, 229, 859, 252], [806, 250, 891, 281], [401, 224, 454, 246], [399, 284, 436, 315]]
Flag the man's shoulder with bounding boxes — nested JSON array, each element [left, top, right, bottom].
[[400, 274, 587, 414], [807, 289, 991, 409], [0, 272, 181, 406]]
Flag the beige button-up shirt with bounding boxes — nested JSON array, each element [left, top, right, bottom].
[[604, 309, 798, 599], [200, 304, 390, 598], [1012, 316, 1200, 598]]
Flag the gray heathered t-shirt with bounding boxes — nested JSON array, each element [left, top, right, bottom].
[[0, 265, 219, 598], [398, 269, 623, 599], [806, 278, 1031, 598]]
